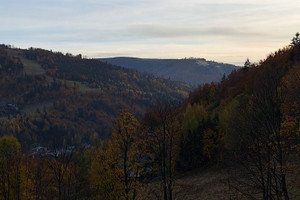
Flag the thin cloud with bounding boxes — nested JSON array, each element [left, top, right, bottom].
[[128, 24, 268, 39]]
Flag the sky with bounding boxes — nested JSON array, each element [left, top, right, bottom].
[[1, 0, 300, 65]]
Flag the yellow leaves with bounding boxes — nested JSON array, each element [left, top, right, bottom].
[[183, 103, 207, 133], [201, 129, 217, 160], [0, 135, 21, 159], [90, 142, 121, 199], [91, 111, 144, 199], [111, 110, 139, 154], [0, 117, 22, 135]]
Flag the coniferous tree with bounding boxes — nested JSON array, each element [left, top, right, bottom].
[[244, 58, 251, 71], [290, 32, 300, 47]]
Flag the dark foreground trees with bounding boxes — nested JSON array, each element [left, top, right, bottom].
[[221, 55, 300, 199], [142, 103, 181, 200], [0, 136, 21, 200]]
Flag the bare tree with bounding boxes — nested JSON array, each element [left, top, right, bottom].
[[142, 102, 180, 200], [47, 145, 74, 200], [226, 66, 291, 200]]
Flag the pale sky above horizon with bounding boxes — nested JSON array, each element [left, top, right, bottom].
[[1, 0, 300, 65]]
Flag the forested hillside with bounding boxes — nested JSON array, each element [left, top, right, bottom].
[[0, 45, 191, 150], [100, 57, 238, 85], [174, 34, 300, 199]]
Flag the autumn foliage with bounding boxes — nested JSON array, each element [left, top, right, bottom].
[[1, 34, 300, 199]]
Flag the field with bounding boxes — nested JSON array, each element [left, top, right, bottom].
[[21, 58, 46, 75], [61, 79, 102, 93]]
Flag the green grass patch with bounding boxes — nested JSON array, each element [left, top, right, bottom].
[[59, 79, 102, 93], [21, 58, 45, 75]]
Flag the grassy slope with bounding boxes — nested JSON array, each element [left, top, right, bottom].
[[21, 58, 46, 75], [6, 48, 45, 75]]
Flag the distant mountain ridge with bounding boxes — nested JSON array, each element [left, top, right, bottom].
[[100, 57, 239, 86]]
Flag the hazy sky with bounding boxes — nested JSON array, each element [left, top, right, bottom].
[[1, 0, 300, 65]]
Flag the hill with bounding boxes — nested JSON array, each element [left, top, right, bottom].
[[100, 57, 239, 86], [0, 45, 192, 150]]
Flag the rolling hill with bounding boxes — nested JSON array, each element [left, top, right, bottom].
[[100, 57, 239, 86], [0, 45, 192, 149]]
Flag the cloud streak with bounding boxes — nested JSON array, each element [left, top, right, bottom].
[[128, 24, 268, 39]]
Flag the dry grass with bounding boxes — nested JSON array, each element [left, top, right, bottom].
[[139, 167, 237, 200], [173, 168, 232, 200], [138, 166, 268, 200]]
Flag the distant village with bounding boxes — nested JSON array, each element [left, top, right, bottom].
[[29, 144, 90, 158]]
